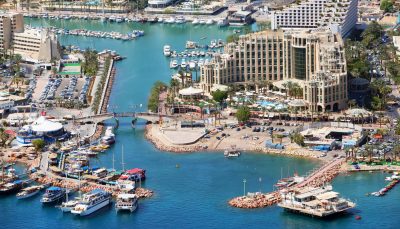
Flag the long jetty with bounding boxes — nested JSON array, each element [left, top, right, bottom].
[[229, 158, 346, 209]]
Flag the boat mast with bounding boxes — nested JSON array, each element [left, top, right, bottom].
[[121, 145, 125, 171], [112, 150, 115, 171]]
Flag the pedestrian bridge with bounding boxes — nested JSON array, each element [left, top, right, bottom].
[[74, 112, 176, 124]]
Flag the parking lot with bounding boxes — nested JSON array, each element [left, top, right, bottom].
[[32, 75, 91, 104]]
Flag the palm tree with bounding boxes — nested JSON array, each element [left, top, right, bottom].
[[393, 144, 400, 162]]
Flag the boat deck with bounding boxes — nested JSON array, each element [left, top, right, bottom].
[[277, 203, 355, 217]]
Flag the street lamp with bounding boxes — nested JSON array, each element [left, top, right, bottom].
[[243, 179, 247, 196]]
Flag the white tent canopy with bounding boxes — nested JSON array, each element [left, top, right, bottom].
[[345, 108, 371, 117], [31, 116, 63, 132], [179, 87, 204, 96], [288, 99, 307, 107]]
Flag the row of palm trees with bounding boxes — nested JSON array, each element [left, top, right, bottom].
[[345, 143, 400, 163]]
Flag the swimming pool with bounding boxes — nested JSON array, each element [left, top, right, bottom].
[[257, 100, 287, 110]]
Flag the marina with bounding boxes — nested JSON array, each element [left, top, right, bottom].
[[0, 16, 400, 229]]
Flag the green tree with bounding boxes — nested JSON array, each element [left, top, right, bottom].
[[212, 89, 228, 106], [380, 0, 394, 12], [226, 34, 239, 43], [290, 132, 305, 146], [32, 139, 45, 153], [148, 81, 167, 113], [236, 106, 251, 123]]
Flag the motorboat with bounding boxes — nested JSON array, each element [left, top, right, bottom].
[[224, 150, 241, 158], [41, 187, 65, 204], [192, 19, 199, 24], [71, 189, 111, 216], [206, 19, 214, 25], [16, 185, 42, 199], [181, 59, 187, 68], [185, 41, 197, 49], [165, 17, 175, 23], [199, 19, 206, 24], [189, 61, 196, 69], [115, 194, 138, 212], [163, 45, 171, 57], [176, 16, 186, 24], [217, 18, 228, 27], [170, 60, 178, 69], [60, 198, 80, 212]]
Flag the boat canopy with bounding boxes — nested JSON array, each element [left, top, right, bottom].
[[118, 193, 136, 199], [126, 168, 144, 174], [316, 191, 339, 200], [48, 186, 61, 191]]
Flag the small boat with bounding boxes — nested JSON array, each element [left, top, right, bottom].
[[217, 18, 228, 27], [185, 41, 197, 49], [60, 198, 80, 212], [192, 19, 199, 24], [115, 193, 138, 212], [16, 185, 42, 199], [206, 19, 214, 25], [41, 187, 66, 204], [170, 59, 178, 69], [199, 19, 206, 24], [181, 59, 187, 68], [189, 61, 196, 69], [163, 45, 171, 57], [166, 17, 175, 23], [176, 16, 186, 24], [224, 149, 240, 158]]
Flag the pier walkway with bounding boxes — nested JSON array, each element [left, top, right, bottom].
[[229, 158, 346, 208]]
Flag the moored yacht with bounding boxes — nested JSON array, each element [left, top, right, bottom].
[[181, 59, 187, 68], [71, 189, 111, 216], [170, 60, 178, 69], [60, 198, 80, 212], [115, 194, 138, 212], [192, 19, 199, 24], [41, 187, 66, 204], [16, 185, 42, 199], [163, 45, 171, 57], [0, 180, 25, 194]]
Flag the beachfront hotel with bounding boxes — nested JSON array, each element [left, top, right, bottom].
[[200, 29, 348, 112], [0, 13, 60, 63], [270, 0, 358, 38]]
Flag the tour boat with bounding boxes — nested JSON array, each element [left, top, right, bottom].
[[16, 185, 42, 199], [181, 59, 187, 68], [278, 185, 355, 217], [163, 45, 171, 57], [41, 187, 65, 204], [0, 180, 24, 194], [71, 189, 111, 216], [115, 194, 138, 212]]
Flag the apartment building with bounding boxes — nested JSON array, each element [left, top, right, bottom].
[[200, 29, 348, 112], [0, 12, 24, 51], [271, 0, 358, 37]]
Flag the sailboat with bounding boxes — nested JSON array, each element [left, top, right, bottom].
[[60, 173, 80, 212]]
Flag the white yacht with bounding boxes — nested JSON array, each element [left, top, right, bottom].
[[181, 59, 187, 68], [16, 186, 42, 199], [115, 194, 138, 212], [60, 198, 80, 212], [192, 19, 199, 24], [166, 17, 175, 23], [199, 19, 206, 24], [206, 19, 214, 25], [71, 189, 111, 216], [189, 61, 196, 69], [170, 60, 178, 69], [163, 45, 171, 57], [176, 16, 186, 24]]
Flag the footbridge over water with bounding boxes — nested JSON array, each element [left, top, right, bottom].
[[73, 112, 177, 126]]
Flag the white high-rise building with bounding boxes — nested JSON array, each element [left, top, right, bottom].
[[271, 0, 358, 37]]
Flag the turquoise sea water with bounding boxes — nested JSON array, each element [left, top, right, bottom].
[[1, 19, 400, 229]]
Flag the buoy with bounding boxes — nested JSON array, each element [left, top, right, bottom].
[[176, 164, 180, 168], [355, 215, 361, 220]]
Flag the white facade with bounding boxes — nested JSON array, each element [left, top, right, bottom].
[[271, 0, 358, 37], [13, 28, 61, 63], [0, 12, 24, 51]]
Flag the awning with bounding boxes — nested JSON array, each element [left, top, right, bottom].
[[179, 86, 204, 96], [316, 191, 338, 200]]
